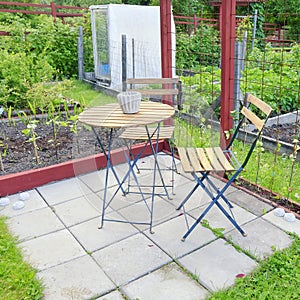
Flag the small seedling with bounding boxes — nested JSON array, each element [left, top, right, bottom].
[[22, 120, 41, 165]]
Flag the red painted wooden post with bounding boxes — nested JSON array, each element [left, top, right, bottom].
[[160, 0, 172, 80], [220, 0, 236, 149], [51, 1, 57, 22], [160, 0, 173, 123]]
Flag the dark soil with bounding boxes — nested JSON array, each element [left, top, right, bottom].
[[263, 121, 300, 144], [0, 117, 123, 175], [1, 116, 299, 215]]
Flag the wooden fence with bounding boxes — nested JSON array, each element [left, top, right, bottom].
[[0, 1, 87, 21]]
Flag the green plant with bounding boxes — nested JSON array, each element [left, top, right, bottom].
[[0, 139, 8, 173], [22, 120, 41, 165], [242, 44, 300, 114], [208, 234, 300, 299], [0, 216, 43, 299], [180, 66, 221, 116], [176, 25, 220, 72]]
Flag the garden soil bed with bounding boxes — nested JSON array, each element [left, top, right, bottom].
[[1, 117, 300, 216]]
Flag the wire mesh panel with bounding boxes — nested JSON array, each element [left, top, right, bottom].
[[173, 0, 300, 203], [90, 5, 110, 83], [90, 4, 176, 90]]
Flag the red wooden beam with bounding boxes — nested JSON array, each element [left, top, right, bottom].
[[160, 0, 172, 79], [220, 0, 236, 149], [160, 0, 173, 126]]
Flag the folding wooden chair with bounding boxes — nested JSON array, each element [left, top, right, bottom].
[[177, 93, 272, 241], [119, 77, 183, 197]]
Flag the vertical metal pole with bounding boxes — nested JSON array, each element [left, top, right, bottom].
[[132, 38, 135, 79], [251, 9, 258, 51], [78, 26, 84, 80], [220, 0, 236, 149], [122, 34, 127, 92]]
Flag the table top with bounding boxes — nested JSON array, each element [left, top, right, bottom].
[[78, 102, 175, 128]]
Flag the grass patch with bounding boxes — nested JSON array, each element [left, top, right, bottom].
[[63, 80, 116, 107], [208, 235, 300, 299], [232, 140, 300, 203], [0, 216, 43, 300]]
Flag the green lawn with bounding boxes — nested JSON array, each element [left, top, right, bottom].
[[208, 234, 300, 299], [0, 216, 43, 300], [63, 80, 116, 107]]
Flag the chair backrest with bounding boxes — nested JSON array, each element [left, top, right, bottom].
[[227, 93, 273, 168], [126, 77, 183, 110]]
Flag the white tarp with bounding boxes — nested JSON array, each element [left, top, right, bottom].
[[90, 4, 176, 90]]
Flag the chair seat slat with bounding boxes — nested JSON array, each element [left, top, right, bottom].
[[213, 147, 235, 171], [178, 147, 194, 172], [187, 148, 204, 172], [205, 148, 225, 171], [196, 148, 213, 171]]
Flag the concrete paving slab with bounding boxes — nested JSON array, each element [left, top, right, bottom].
[[0, 189, 47, 217], [106, 189, 150, 211], [7, 207, 64, 242], [96, 290, 125, 300], [92, 233, 171, 287], [37, 255, 115, 300], [225, 217, 293, 259], [69, 212, 139, 252], [178, 238, 258, 292], [117, 196, 178, 231], [53, 193, 106, 227], [225, 188, 273, 216], [144, 214, 217, 259], [122, 262, 210, 300], [188, 202, 256, 234], [79, 165, 127, 193], [262, 210, 300, 236], [19, 229, 85, 271], [37, 177, 92, 206], [170, 180, 211, 212]]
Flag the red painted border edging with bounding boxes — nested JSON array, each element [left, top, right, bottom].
[[0, 141, 164, 196]]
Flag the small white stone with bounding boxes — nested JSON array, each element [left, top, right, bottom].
[[0, 197, 10, 207], [274, 207, 285, 217], [13, 201, 25, 210], [284, 213, 296, 222], [19, 192, 30, 201]]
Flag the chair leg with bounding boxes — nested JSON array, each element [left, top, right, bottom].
[[181, 172, 247, 241]]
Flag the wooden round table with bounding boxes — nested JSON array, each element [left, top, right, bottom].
[[78, 101, 175, 232], [78, 101, 175, 128]]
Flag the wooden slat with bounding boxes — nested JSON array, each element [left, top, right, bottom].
[[78, 102, 175, 128], [187, 148, 204, 172], [178, 147, 193, 172], [120, 126, 174, 140], [247, 94, 273, 116], [213, 147, 235, 171], [241, 106, 264, 131], [130, 89, 179, 96], [126, 78, 179, 84], [205, 148, 225, 171], [196, 148, 213, 170]]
